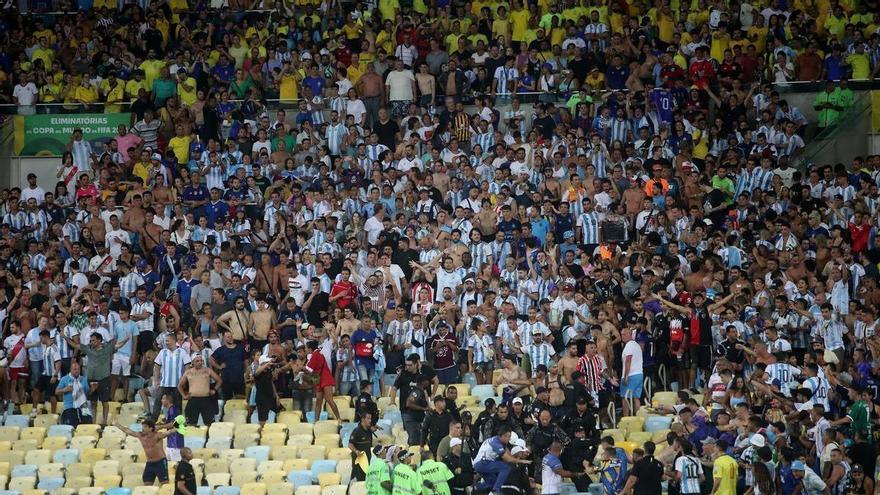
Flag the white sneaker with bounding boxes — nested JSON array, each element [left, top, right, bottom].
[[29, 409, 38, 419]]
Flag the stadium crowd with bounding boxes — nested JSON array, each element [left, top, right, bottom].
[[2, 0, 880, 494]]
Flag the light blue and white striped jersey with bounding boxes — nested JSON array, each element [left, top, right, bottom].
[[473, 131, 495, 153], [119, 272, 145, 300], [326, 123, 346, 156], [3, 210, 27, 233], [27, 210, 48, 240], [366, 144, 388, 162], [516, 280, 536, 314], [536, 278, 555, 303], [131, 300, 155, 334], [335, 347, 359, 382], [30, 253, 47, 272], [386, 320, 413, 349], [204, 163, 226, 191], [446, 189, 465, 210], [263, 202, 289, 237], [802, 375, 830, 409], [62, 220, 80, 243], [155, 346, 192, 387], [489, 241, 510, 269], [298, 262, 316, 281], [468, 334, 495, 363], [493, 66, 519, 96], [56, 325, 79, 359], [775, 133, 804, 157], [309, 97, 325, 125], [674, 455, 704, 494], [590, 147, 609, 178], [526, 342, 555, 376], [578, 211, 601, 244], [500, 268, 519, 293], [610, 118, 629, 144], [42, 343, 60, 376], [750, 167, 775, 192], [71, 139, 93, 173], [494, 320, 516, 354], [419, 249, 440, 265], [469, 242, 491, 269]]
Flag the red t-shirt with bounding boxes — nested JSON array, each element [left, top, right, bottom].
[[307, 350, 335, 388], [429, 332, 459, 370]]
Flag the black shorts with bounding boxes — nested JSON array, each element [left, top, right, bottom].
[[143, 458, 169, 484], [222, 382, 245, 400], [89, 377, 111, 402], [38, 375, 57, 395], [691, 345, 712, 369], [670, 350, 691, 369]]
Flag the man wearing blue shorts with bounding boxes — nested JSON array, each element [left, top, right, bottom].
[[620, 328, 644, 417], [115, 418, 174, 485]]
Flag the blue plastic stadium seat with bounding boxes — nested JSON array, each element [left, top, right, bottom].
[[287, 470, 313, 488]]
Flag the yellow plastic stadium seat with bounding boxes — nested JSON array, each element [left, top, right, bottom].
[[37, 462, 65, 478], [289, 423, 314, 436], [192, 448, 217, 460], [327, 448, 350, 461], [336, 460, 352, 484], [24, 449, 51, 465], [209, 422, 235, 438], [0, 475, 7, 490], [8, 479, 36, 493], [75, 424, 102, 437], [627, 431, 653, 446], [120, 475, 142, 488], [122, 463, 145, 478], [12, 439, 39, 451], [449, 383, 471, 396], [0, 427, 19, 442], [261, 432, 287, 447], [317, 473, 341, 488], [652, 429, 672, 444], [224, 399, 248, 412], [0, 441, 11, 451], [94, 460, 120, 476], [230, 458, 257, 474], [42, 436, 68, 451], [322, 485, 348, 495], [296, 486, 322, 495], [64, 476, 93, 489], [98, 436, 124, 450], [617, 417, 645, 435], [70, 436, 97, 450], [109, 449, 139, 466], [268, 483, 295, 495], [236, 424, 261, 437], [257, 461, 284, 474], [0, 461, 8, 476], [232, 472, 258, 485], [277, 411, 302, 426], [81, 448, 107, 464], [288, 434, 314, 447], [186, 427, 208, 438], [313, 421, 339, 436], [375, 397, 392, 414], [314, 434, 340, 449], [160, 485, 175, 495], [283, 459, 311, 472], [132, 487, 160, 495], [335, 409, 355, 422], [263, 423, 288, 435], [300, 446, 326, 462], [205, 459, 229, 474], [67, 463, 93, 478], [206, 473, 231, 487], [20, 427, 46, 442], [234, 435, 260, 449], [617, 441, 638, 455], [272, 446, 298, 461], [225, 410, 248, 425], [651, 392, 677, 408], [95, 474, 122, 487], [79, 488, 105, 495], [349, 481, 367, 495], [33, 414, 58, 428], [242, 482, 268, 495], [260, 470, 287, 484], [120, 402, 145, 416], [600, 429, 625, 444], [219, 449, 245, 464]]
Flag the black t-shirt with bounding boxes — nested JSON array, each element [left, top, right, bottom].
[[373, 119, 400, 150], [630, 456, 664, 495], [305, 291, 330, 326], [174, 460, 197, 495], [212, 344, 247, 384], [349, 424, 373, 455], [393, 365, 436, 406]]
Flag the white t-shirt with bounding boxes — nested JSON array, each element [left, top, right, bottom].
[[21, 186, 46, 204], [386, 69, 415, 102], [13, 83, 38, 106], [4, 334, 27, 368], [622, 340, 643, 377], [345, 99, 367, 124], [364, 216, 384, 245], [436, 269, 463, 302]]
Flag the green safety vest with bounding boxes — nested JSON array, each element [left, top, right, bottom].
[[366, 458, 391, 495], [417, 459, 454, 495], [392, 463, 423, 495]]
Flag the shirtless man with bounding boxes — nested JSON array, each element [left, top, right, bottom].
[[356, 64, 384, 127], [270, 254, 290, 302], [141, 208, 164, 254], [115, 418, 174, 485], [151, 175, 175, 207], [249, 297, 276, 348], [84, 203, 107, 245], [178, 354, 222, 427], [557, 340, 580, 384], [122, 194, 147, 245], [337, 307, 360, 336], [590, 325, 613, 370]]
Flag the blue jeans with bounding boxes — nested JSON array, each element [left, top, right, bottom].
[[436, 366, 459, 384], [473, 459, 511, 492], [29, 360, 43, 388]]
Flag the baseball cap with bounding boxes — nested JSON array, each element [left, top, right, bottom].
[[449, 438, 463, 448], [511, 397, 523, 405], [700, 437, 716, 446], [750, 434, 765, 447], [151, 153, 162, 161], [791, 460, 805, 471]]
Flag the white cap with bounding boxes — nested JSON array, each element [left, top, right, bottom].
[[449, 438, 462, 448], [750, 434, 765, 447], [511, 445, 528, 455]]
